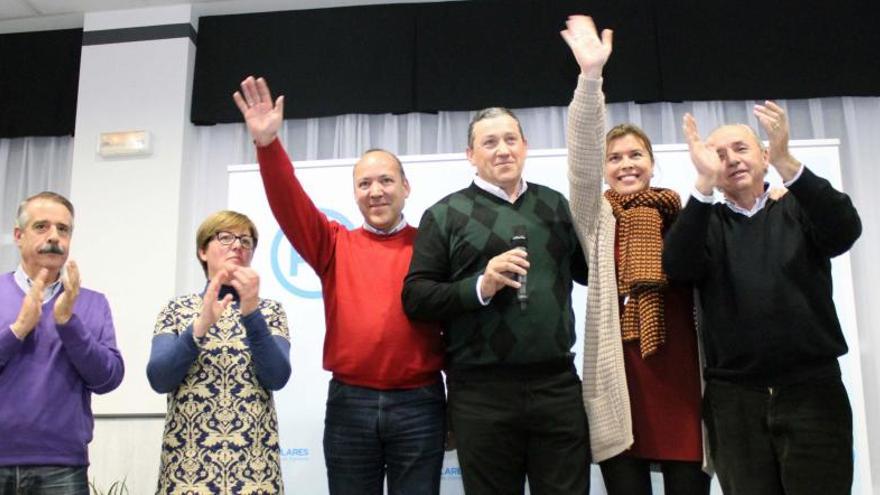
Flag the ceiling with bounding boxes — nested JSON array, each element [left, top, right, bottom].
[[0, 0, 456, 32]]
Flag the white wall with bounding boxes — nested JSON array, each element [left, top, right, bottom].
[[69, 5, 197, 416]]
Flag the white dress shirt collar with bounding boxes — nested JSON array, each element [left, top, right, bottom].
[[472, 175, 528, 203]]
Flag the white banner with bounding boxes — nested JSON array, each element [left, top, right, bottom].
[[228, 140, 871, 494]]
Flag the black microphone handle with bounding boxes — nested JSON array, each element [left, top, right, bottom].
[[516, 247, 528, 310], [511, 225, 528, 310]]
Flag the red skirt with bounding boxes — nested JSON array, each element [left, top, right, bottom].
[[622, 284, 703, 461]]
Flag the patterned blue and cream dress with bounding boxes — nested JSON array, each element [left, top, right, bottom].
[[152, 295, 290, 494]]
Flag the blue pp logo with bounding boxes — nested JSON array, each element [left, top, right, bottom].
[[271, 209, 355, 299]]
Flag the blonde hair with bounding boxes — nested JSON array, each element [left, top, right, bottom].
[[195, 210, 258, 276], [605, 124, 655, 163]]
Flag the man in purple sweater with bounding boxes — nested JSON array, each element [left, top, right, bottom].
[[0, 191, 124, 494]]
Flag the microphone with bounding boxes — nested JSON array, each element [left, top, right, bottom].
[[511, 226, 528, 311]]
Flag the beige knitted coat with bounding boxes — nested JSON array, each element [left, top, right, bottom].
[[567, 76, 709, 469]]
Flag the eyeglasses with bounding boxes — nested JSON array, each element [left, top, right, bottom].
[[214, 231, 255, 250]]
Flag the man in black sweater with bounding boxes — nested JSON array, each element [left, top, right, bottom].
[[663, 102, 861, 495]]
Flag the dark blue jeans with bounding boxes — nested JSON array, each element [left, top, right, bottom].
[[323, 379, 445, 495], [0, 466, 88, 495], [703, 375, 853, 495]]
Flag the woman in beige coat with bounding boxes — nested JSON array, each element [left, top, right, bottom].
[[562, 15, 710, 495]]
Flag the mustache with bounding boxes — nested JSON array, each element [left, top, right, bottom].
[[37, 243, 65, 255]]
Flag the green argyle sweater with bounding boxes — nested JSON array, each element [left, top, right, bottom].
[[403, 182, 587, 371]]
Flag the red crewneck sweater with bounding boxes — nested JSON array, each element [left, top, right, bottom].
[[257, 139, 444, 389]]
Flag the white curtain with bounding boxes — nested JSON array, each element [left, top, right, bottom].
[[0, 136, 74, 270], [4, 96, 880, 489]]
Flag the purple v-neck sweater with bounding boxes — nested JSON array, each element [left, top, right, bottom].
[[0, 272, 124, 466]]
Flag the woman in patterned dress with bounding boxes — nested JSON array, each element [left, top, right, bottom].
[[147, 210, 292, 494]]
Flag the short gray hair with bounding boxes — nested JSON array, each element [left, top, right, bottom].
[[16, 191, 75, 229]]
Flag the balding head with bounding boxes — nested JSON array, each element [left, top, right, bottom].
[[707, 124, 764, 151], [354, 149, 406, 181], [352, 148, 410, 231]]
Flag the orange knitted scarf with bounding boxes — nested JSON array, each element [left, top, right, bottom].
[[604, 187, 681, 357]]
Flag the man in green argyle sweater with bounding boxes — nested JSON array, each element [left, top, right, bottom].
[[403, 107, 589, 494]]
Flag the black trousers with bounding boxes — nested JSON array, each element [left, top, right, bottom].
[[447, 369, 589, 495], [703, 375, 853, 495]]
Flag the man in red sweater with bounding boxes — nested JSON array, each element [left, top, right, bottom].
[[233, 76, 446, 495]]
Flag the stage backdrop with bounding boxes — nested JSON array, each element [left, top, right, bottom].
[[228, 140, 871, 494]]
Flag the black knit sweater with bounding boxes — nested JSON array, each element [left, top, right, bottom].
[[662, 167, 861, 386]]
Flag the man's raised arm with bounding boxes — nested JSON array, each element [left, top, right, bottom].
[[233, 76, 337, 274]]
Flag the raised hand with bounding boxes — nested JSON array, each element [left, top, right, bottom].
[[560, 15, 613, 79], [754, 100, 800, 181], [10, 268, 48, 339], [683, 113, 723, 195], [226, 265, 260, 317], [232, 76, 285, 147], [479, 248, 529, 301], [54, 260, 80, 325], [193, 270, 234, 339]]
